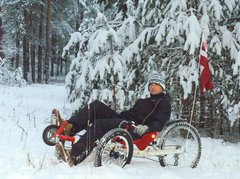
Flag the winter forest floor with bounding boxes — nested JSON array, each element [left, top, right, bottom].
[[0, 84, 239, 179]]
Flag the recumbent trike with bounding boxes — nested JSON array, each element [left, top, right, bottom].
[[42, 111, 202, 168]]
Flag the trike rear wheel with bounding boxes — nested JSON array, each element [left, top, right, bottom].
[[158, 121, 201, 168]]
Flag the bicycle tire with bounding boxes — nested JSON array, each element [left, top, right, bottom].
[[158, 121, 202, 168], [42, 125, 59, 146], [94, 128, 133, 168]]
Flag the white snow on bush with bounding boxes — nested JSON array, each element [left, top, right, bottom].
[[178, 58, 199, 99], [183, 13, 201, 54], [208, 0, 223, 21]]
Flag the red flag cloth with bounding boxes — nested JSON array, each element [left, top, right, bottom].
[[199, 34, 214, 95]]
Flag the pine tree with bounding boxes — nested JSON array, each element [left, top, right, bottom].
[[1, 0, 83, 83], [206, 0, 240, 138], [63, 0, 240, 140], [64, 12, 126, 111], [63, 0, 142, 110]]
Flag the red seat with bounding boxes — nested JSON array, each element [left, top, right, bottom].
[[133, 132, 157, 150]]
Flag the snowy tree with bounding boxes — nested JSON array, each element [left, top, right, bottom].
[[1, 0, 82, 83], [193, 0, 240, 138], [120, 0, 240, 137], [63, 0, 147, 111], [64, 0, 240, 140], [0, 57, 26, 86], [64, 12, 127, 111]]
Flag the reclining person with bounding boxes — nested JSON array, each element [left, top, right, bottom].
[[55, 71, 171, 166]]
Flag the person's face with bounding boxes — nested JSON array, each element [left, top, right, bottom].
[[149, 83, 163, 95]]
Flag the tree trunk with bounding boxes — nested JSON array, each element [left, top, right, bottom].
[[51, 34, 56, 77], [208, 95, 214, 129], [60, 57, 63, 75], [31, 44, 36, 83], [56, 57, 60, 76], [181, 98, 191, 121], [219, 105, 224, 135], [0, 7, 3, 58], [76, 20, 80, 31], [23, 9, 30, 81], [16, 30, 20, 68], [199, 95, 205, 128], [29, 10, 36, 83], [75, 42, 79, 58], [56, 37, 60, 76], [65, 58, 68, 75], [23, 36, 28, 81], [37, 2, 44, 83], [44, 0, 51, 84], [59, 42, 63, 75]]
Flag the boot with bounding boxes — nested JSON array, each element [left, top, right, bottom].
[[55, 142, 66, 161], [51, 109, 64, 126]]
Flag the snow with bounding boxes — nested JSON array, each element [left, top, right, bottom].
[[199, 15, 210, 37], [0, 84, 240, 179], [91, 58, 111, 80], [0, 58, 26, 86], [227, 103, 240, 127], [221, 27, 239, 60], [210, 36, 222, 55], [233, 51, 240, 76], [155, 18, 168, 45], [117, 16, 136, 43], [183, 13, 201, 54], [222, 27, 233, 50], [235, 23, 240, 42], [99, 88, 113, 102], [62, 32, 82, 58], [2, 0, 21, 5], [178, 58, 199, 99], [169, 0, 187, 14], [208, 0, 223, 21], [224, 0, 236, 12]]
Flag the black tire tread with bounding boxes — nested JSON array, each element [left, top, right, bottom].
[[94, 128, 133, 168], [159, 121, 202, 168], [42, 125, 59, 146]]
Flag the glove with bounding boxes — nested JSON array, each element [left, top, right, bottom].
[[133, 125, 149, 136], [73, 134, 81, 144]]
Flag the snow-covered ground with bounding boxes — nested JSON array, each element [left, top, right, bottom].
[[0, 84, 239, 179]]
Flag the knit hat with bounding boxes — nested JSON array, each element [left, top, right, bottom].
[[148, 72, 166, 90]]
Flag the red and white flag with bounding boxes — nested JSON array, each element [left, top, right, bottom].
[[199, 34, 214, 95]]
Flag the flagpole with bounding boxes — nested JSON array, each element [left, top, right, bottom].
[[189, 31, 204, 127], [183, 31, 204, 146]]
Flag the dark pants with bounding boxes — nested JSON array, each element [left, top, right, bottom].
[[67, 100, 124, 165]]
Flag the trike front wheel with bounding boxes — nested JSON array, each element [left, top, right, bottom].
[[42, 125, 59, 146], [94, 128, 133, 168]]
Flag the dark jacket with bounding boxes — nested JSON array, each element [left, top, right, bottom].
[[120, 93, 171, 132]]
